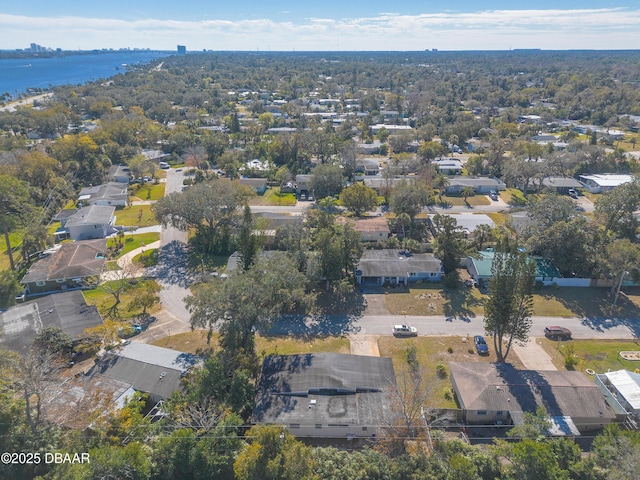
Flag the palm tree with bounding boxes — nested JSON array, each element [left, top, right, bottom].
[[461, 186, 475, 207], [433, 173, 450, 202]]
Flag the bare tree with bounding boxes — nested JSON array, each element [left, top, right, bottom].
[[16, 349, 62, 434], [376, 349, 438, 455]]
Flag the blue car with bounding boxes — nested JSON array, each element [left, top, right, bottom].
[[474, 335, 489, 355]]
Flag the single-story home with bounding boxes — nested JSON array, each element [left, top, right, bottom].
[[90, 342, 201, 403], [63, 205, 117, 241], [578, 174, 634, 193], [433, 158, 463, 175], [108, 164, 131, 183], [595, 370, 640, 420], [356, 249, 443, 286], [446, 177, 506, 195], [449, 362, 615, 434], [20, 239, 107, 294], [78, 182, 128, 207], [0, 290, 103, 352], [239, 177, 268, 195], [355, 158, 381, 176], [350, 216, 390, 242], [466, 250, 561, 285], [439, 213, 495, 234], [363, 176, 412, 195], [539, 176, 583, 194], [252, 353, 397, 438]]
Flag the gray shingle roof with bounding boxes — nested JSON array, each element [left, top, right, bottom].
[[65, 205, 115, 227], [20, 239, 107, 284], [358, 249, 442, 278], [0, 290, 103, 351], [252, 353, 396, 427], [93, 343, 200, 400], [450, 362, 615, 422]]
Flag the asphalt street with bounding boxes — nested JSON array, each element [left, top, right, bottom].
[[266, 313, 639, 340]]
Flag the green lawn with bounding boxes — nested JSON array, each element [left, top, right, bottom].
[[129, 182, 165, 201], [114, 205, 158, 228], [539, 338, 640, 374], [108, 232, 160, 258], [248, 187, 297, 206], [442, 194, 490, 207], [83, 279, 162, 320], [133, 249, 159, 267]]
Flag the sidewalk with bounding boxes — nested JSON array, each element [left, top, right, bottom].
[[100, 241, 161, 282]]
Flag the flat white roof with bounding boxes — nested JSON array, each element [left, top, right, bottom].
[[604, 369, 640, 411], [579, 174, 634, 187]]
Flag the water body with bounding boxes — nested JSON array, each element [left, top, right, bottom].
[[0, 51, 172, 98]]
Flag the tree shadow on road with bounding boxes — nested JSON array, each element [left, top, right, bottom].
[[538, 287, 640, 338], [155, 240, 193, 288]]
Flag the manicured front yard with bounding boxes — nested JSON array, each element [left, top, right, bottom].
[[114, 205, 158, 228], [129, 182, 165, 201], [108, 232, 160, 258], [442, 194, 490, 207], [248, 187, 297, 206]]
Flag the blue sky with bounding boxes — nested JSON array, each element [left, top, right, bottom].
[[1, 1, 640, 51]]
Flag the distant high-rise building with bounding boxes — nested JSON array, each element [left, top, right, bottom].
[[177, 45, 186, 55]]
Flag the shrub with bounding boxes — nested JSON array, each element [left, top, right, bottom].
[[564, 345, 579, 370], [436, 364, 447, 379], [447, 346, 453, 354]]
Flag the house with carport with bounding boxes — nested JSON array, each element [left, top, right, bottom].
[[449, 362, 615, 435], [356, 249, 443, 286]]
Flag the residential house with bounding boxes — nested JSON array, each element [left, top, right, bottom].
[[89, 342, 201, 403], [239, 177, 268, 195], [540, 176, 583, 195], [355, 158, 380, 176], [20, 239, 107, 294], [595, 370, 640, 421], [351, 216, 390, 242], [252, 353, 397, 438], [433, 158, 463, 175], [446, 177, 506, 195], [449, 362, 615, 434], [0, 290, 103, 352], [295, 174, 313, 196], [437, 213, 495, 235], [363, 176, 410, 195], [356, 249, 443, 286], [108, 164, 131, 183], [578, 174, 634, 193], [78, 182, 128, 207], [466, 250, 561, 285], [62, 205, 117, 241]]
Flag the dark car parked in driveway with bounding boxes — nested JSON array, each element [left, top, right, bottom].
[[474, 335, 489, 355]]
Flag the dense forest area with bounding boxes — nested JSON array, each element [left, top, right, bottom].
[[3, 51, 640, 479]]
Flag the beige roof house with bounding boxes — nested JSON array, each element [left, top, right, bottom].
[[449, 362, 615, 434]]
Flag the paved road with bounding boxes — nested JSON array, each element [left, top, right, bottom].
[[266, 313, 639, 340], [156, 169, 193, 324]]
